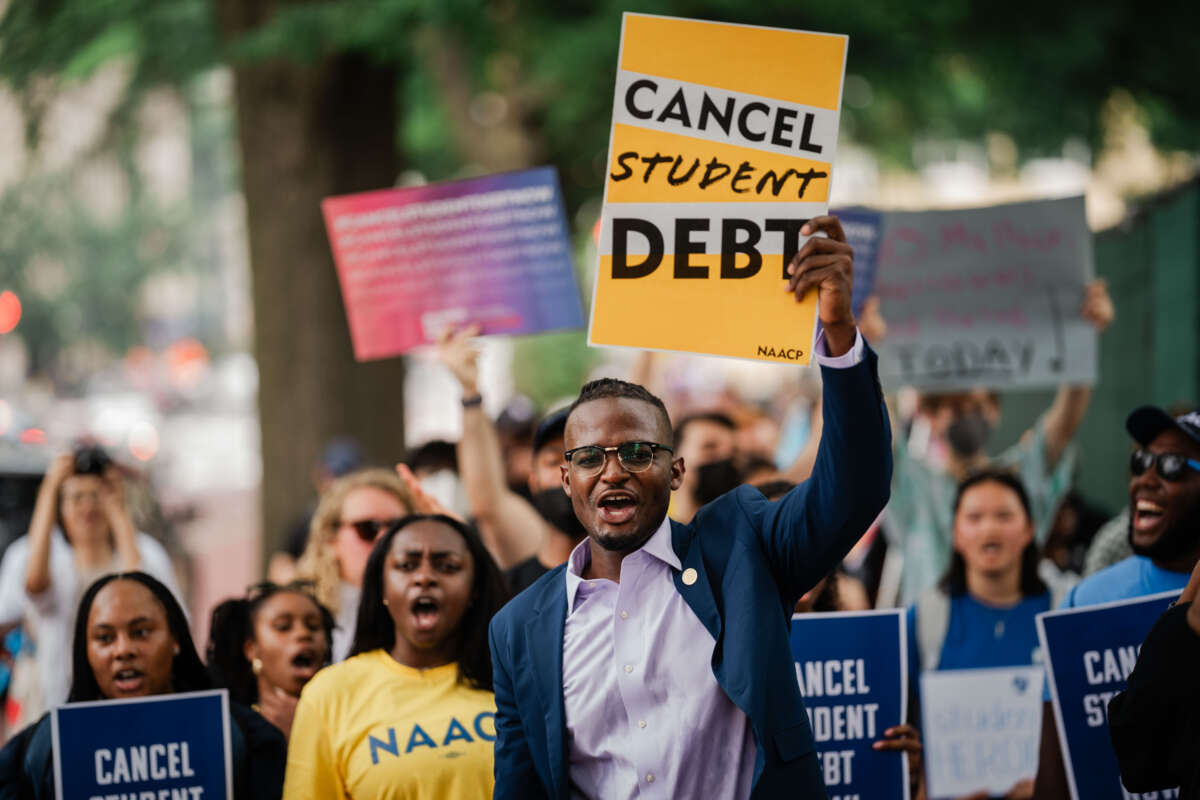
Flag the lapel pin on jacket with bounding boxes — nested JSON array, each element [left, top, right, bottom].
[[682, 568, 698, 586]]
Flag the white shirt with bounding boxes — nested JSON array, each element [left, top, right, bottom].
[[0, 530, 184, 712], [562, 518, 757, 799]]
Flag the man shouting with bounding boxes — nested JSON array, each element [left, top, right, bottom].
[[488, 215, 893, 799]]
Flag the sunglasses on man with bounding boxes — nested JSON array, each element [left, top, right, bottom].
[[1130, 449, 1200, 481], [341, 518, 403, 543]]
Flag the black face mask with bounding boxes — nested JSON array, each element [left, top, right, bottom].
[[531, 489, 587, 541], [693, 458, 744, 506], [946, 412, 993, 459]]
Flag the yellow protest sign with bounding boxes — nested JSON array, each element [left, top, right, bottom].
[[588, 14, 847, 365]]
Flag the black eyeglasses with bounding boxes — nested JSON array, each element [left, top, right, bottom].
[[1130, 449, 1200, 481], [340, 518, 403, 543], [563, 441, 673, 476]]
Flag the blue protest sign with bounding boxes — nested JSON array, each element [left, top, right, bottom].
[[51, 690, 233, 800], [1037, 591, 1179, 800], [790, 609, 909, 800], [830, 207, 883, 318]]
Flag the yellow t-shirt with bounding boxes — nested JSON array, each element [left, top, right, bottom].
[[283, 649, 496, 800]]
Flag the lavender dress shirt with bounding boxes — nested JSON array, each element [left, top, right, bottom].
[[560, 330, 863, 800]]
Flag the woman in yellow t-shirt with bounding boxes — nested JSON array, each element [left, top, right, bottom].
[[283, 513, 509, 800]]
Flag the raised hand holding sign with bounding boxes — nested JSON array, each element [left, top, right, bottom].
[[787, 215, 856, 356]]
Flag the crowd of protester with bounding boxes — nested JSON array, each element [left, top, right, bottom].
[[2, 222, 1198, 800]]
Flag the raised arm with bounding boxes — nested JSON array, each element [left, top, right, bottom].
[[1039, 279, 1114, 469], [758, 216, 892, 597], [439, 327, 546, 569], [779, 295, 895, 485], [786, 215, 857, 356], [779, 396, 822, 485], [101, 466, 141, 572], [24, 453, 73, 596]]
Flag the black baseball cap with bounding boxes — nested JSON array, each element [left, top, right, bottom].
[[533, 408, 570, 454], [496, 395, 537, 439], [1125, 406, 1200, 447]]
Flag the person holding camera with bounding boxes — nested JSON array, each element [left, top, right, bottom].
[[0, 445, 182, 726]]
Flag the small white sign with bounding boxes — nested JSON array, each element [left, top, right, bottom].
[[921, 666, 1044, 799]]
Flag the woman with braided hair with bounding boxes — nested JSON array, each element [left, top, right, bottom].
[[206, 580, 334, 739]]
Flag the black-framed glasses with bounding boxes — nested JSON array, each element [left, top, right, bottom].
[[1130, 449, 1200, 481], [563, 441, 673, 476], [340, 518, 403, 543]]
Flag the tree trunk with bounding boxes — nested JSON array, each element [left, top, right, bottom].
[[215, 0, 405, 563]]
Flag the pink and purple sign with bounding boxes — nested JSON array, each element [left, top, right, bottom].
[[322, 167, 585, 361]]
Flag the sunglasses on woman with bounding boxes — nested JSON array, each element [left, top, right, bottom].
[[1130, 449, 1200, 481], [341, 518, 403, 543]]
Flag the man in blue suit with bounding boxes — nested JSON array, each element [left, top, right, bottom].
[[488, 215, 892, 799]]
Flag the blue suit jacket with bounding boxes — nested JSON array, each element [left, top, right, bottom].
[[488, 346, 892, 800]]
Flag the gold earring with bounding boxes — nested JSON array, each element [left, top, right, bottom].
[[252, 657, 263, 675], [383, 598, 389, 606]]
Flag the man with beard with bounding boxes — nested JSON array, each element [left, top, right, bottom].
[[488, 215, 893, 800], [1032, 405, 1200, 798], [438, 328, 587, 595]]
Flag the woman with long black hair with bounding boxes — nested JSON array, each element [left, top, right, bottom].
[[283, 514, 509, 799], [909, 469, 1057, 676], [0, 572, 286, 800], [908, 469, 1062, 800], [207, 581, 334, 738], [295, 468, 417, 662]]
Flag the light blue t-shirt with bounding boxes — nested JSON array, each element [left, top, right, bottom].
[[1060, 554, 1189, 609]]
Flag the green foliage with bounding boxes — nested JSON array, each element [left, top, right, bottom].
[[1, 0, 1197, 383], [0, 2, 238, 378], [225, 0, 495, 65], [511, 329, 600, 410], [4, 0, 1197, 184], [0, 74, 235, 378], [398, 59, 461, 182], [0, 0, 218, 90], [0, 173, 181, 375]]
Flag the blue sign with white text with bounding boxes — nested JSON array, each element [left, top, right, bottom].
[[790, 609, 909, 800], [829, 207, 882, 318], [1037, 592, 1179, 800], [51, 690, 232, 800]]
